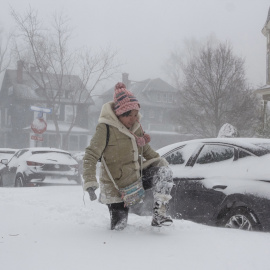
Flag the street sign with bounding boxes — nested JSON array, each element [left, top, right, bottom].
[[31, 118, 47, 134], [31, 135, 43, 141], [30, 106, 52, 114]]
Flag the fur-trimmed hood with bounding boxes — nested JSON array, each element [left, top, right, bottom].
[[98, 101, 142, 134]]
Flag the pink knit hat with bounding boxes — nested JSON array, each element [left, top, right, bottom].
[[113, 82, 140, 116]]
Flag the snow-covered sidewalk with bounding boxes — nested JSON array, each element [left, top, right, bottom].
[[1, 185, 270, 270]]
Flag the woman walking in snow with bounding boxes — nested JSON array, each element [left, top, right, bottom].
[[83, 82, 174, 230]]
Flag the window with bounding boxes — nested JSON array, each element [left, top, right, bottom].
[[65, 105, 76, 123], [79, 135, 87, 150], [46, 105, 60, 121], [196, 144, 234, 164], [48, 134, 58, 148], [157, 93, 162, 102], [8, 86, 13, 96], [69, 135, 79, 151], [167, 93, 173, 103], [156, 92, 174, 103], [55, 105, 60, 118]]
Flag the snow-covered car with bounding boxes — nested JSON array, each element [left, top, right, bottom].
[[0, 148, 80, 187], [0, 148, 18, 161], [131, 138, 270, 232]]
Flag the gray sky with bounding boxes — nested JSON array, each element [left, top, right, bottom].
[[1, 0, 270, 89]]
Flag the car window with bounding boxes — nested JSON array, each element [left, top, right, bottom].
[[8, 155, 19, 167], [238, 149, 251, 159], [164, 143, 199, 166], [0, 151, 15, 161], [196, 144, 234, 164], [16, 149, 29, 158], [8, 150, 29, 166], [165, 147, 185, 165]]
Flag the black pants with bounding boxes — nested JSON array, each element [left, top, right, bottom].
[[107, 202, 129, 230]]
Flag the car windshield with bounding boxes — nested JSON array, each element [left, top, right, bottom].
[[0, 151, 15, 154]]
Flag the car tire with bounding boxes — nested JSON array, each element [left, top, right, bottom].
[[15, 175, 25, 187], [0, 175, 3, 187], [219, 207, 261, 231]]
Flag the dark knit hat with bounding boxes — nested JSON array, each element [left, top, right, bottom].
[[113, 82, 140, 116]]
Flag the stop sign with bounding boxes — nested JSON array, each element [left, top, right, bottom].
[[31, 118, 47, 134]]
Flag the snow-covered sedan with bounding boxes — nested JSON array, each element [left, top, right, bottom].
[[0, 148, 80, 187], [132, 138, 270, 232]]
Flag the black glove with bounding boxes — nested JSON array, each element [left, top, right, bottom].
[[87, 187, 97, 201]]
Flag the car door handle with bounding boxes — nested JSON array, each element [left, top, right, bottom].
[[212, 185, 227, 190]]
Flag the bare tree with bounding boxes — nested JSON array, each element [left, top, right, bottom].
[[166, 40, 260, 138], [11, 7, 119, 149], [0, 27, 12, 75]]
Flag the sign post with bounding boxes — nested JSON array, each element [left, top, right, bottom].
[[30, 106, 52, 146]]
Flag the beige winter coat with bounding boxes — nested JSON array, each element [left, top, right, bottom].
[[83, 101, 164, 204]]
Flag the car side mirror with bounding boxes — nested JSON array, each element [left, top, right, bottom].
[[0, 159, 8, 165]]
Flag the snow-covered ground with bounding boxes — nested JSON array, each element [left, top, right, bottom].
[[1, 182, 270, 270]]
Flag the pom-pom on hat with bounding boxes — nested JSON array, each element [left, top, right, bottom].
[[113, 82, 140, 116]]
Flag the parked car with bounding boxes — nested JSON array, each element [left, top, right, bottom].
[[0, 148, 18, 161], [131, 138, 270, 232], [0, 148, 80, 187]]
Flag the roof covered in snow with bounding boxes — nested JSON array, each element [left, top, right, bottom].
[[0, 69, 94, 105], [23, 120, 90, 134], [254, 84, 270, 100], [99, 78, 178, 108]]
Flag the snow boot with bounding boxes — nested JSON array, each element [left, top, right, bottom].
[[151, 201, 173, 227]]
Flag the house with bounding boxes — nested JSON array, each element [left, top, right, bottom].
[[0, 61, 94, 151], [90, 74, 193, 149], [255, 6, 270, 129]]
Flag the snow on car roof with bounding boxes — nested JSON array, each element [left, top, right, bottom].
[[157, 137, 270, 156], [0, 148, 18, 153], [21, 147, 70, 154]]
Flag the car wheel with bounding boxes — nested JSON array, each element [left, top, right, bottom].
[[0, 175, 3, 187], [15, 175, 25, 187], [219, 207, 261, 231]]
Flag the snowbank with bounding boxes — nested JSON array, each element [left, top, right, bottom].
[[1, 185, 270, 270]]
